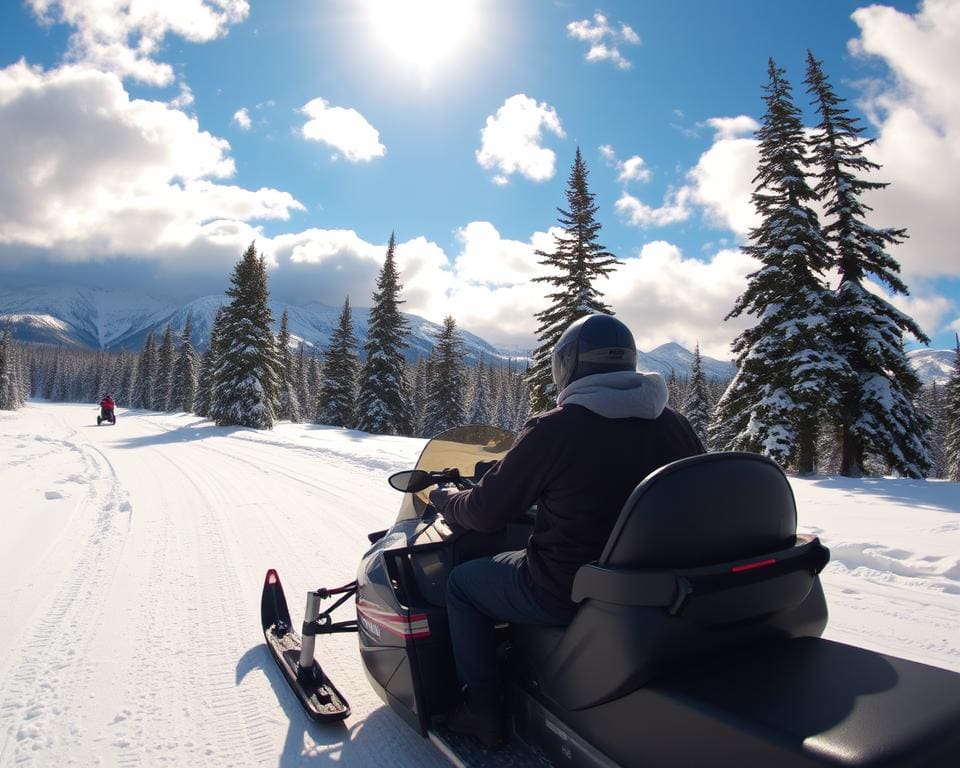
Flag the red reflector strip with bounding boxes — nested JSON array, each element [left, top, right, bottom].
[[357, 599, 431, 639], [731, 558, 777, 573]]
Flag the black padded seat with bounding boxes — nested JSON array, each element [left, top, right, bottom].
[[513, 452, 829, 711]]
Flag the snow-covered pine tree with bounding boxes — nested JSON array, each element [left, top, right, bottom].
[[527, 147, 622, 413], [410, 356, 429, 436], [806, 50, 930, 478], [306, 351, 321, 416], [468, 353, 491, 425], [317, 296, 360, 427], [921, 382, 946, 479], [682, 343, 712, 448], [0, 326, 12, 410], [132, 331, 157, 409], [203, 307, 227, 421], [154, 325, 175, 411], [422, 316, 467, 436], [944, 335, 960, 482], [213, 243, 280, 429], [511, 363, 531, 431], [172, 316, 197, 413], [275, 308, 302, 423], [355, 233, 413, 435], [295, 344, 310, 419], [712, 59, 844, 474]]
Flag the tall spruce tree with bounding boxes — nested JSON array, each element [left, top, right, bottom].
[[527, 148, 622, 413], [275, 308, 302, 422], [0, 326, 13, 410], [132, 331, 157, 409], [154, 325, 175, 411], [712, 59, 844, 473], [172, 316, 197, 412], [806, 51, 930, 478], [682, 343, 712, 448], [944, 335, 960, 482], [422, 316, 467, 436], [410, 356, 429, 436], [317, 296, 360, 427], [355, 233, 413, 435], [195, 307, 225, 419], [213, 242, 280, 429], [468, 353, 491, 425]]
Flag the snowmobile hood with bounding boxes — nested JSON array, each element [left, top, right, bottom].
[[557, 370, 668, 420]]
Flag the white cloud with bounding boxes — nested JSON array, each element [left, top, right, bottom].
[[300, 98, 386, 162], [0, 61, 301, 257], [686, 126, 759, 236], [233, 107, 251, 130], [848, 0, 960, 280], [567, 12, 640, 70], [27, 0, 249, 86], [615, 188, 691, 227], [476, 94, 565, 184], [600, 144, 652, 184], [705, 115, 759, 141]]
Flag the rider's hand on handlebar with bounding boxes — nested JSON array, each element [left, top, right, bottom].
[[429, 486, 459, 513]]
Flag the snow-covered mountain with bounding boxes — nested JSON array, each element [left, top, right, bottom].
[[637, 341, 735, 380], [0, 286, 513, 365], [907, 348, 956, 385]]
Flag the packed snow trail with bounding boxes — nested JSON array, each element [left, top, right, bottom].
[[1, 402, 958, 767], [0, 403, 445, 768]]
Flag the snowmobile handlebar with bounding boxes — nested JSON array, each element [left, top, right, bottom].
[[387, 467, 475, 494]]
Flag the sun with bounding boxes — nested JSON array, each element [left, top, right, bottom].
[[364, 0, 479, 81]]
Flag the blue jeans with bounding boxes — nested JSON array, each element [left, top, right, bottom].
[[445, 550, 575, 699]]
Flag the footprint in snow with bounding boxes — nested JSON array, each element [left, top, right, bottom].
[[44, 490, 67, 500]]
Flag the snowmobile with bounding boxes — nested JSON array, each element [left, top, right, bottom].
[[261, 424, 960, 767], [97, 406, 116, 426]]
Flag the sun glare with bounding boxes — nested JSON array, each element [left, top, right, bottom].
[[365, 0, 479, 81]]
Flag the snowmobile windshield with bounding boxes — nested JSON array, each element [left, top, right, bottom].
[[395, 425, 515, 522]]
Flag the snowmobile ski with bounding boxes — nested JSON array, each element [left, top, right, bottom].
[[260, 569, 351, 722]]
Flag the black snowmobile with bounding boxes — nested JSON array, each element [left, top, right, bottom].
[[261, 424, 960, 767], [97, 406, 116, 425]]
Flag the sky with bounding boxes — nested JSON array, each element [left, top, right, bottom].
[[0, 0, 958, 358], [1, 402, 958, 765]]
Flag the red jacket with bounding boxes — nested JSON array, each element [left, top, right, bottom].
[[100, 397, 115, 410]]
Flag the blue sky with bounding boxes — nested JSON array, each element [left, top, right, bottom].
[[1, 0, 957, 357]]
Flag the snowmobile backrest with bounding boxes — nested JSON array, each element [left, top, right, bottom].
[[518, 452, 830, 712]]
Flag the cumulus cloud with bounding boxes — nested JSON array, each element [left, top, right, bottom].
[[476, 94, 565, 184], [0, 61, 301, 264], [300, 98, 386, 162], [567, 12, 640, 70], [233, 107, 251, 130], [615, 189, 691, 227], [27, 0, 249, 86], [848, 0, 960, 279], [600, 144, 652, 184]]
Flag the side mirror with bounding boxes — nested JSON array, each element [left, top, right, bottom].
[[388, 469, 435, 493]]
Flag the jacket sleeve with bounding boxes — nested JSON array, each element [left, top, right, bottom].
[[443, 417, 557, 533]]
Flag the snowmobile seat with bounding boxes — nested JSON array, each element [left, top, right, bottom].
[[512, 451, 830, 712]]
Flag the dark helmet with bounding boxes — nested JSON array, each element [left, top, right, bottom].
[[551, 314, 638, 392]]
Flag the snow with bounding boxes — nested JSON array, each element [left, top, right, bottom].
[[2, 402, 959, 767]]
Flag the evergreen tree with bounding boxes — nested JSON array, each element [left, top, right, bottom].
[[317, 297, 360, 427], [468, 353, 491, 425], [511, 364, 531, 431], [275, 308, 302, 422], [132, 332, 157, 409], [422, 316, 467, 436], [196, 308, 225, 419], [712, 59, 844, 473], [172, 316, 198, 412], [295, 344, 310, 418], [0, 326, 12, 410], [527, 148, 622, 413], [306, 351, 321, 418], [154, 325, 175, 411], [806, 50, 930, 478], [355, 233, 413, 435], [213, 242, 280, 429], [410, 356, 429, 435], [922, 383, 946, 478], [682, 343, 712, 448], [944, 335, 960, 482]]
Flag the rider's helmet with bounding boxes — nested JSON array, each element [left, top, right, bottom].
[[551, 314, 637, 393]]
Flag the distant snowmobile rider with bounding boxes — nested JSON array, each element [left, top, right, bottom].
[[99, 394, 115, 420], [428, 313, 705, 748]]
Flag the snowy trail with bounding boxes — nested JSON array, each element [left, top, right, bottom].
[[0, 403, 444, 768], [1, 402, 958, 768]]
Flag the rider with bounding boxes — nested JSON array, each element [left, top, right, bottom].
[[429, 314, 705, 747], [100, 393, 115, 418]]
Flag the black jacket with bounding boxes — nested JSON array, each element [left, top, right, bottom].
[[444, 403, 705, 613]]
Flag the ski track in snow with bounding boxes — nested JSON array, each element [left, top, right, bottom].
[[0, 404, 445, 768], [1, 403, 959, 767]]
